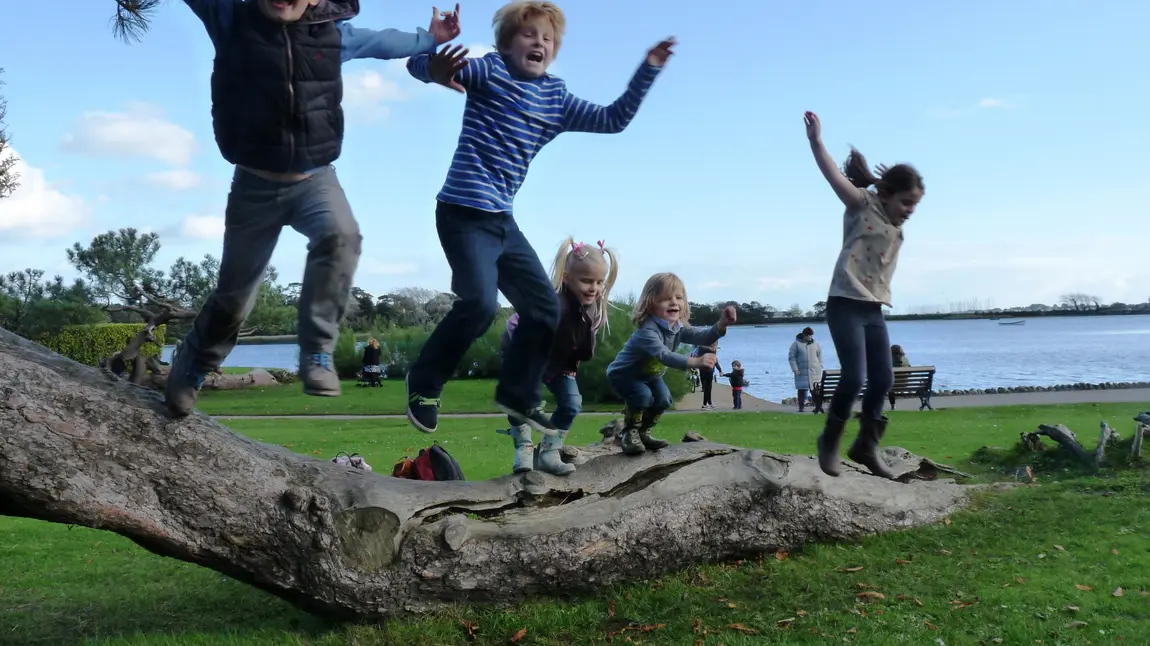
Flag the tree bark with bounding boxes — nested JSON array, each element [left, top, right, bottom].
[[0, 328, 973, 620]]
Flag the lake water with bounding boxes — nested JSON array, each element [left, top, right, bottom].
[[161, 315, 1150, 403]]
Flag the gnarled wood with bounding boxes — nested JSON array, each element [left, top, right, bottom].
[[0, 328, 973, 620]]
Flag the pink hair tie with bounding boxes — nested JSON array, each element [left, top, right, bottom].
[[597, 240, 605, 249]]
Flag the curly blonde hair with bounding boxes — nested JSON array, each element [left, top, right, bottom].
[[492, 1, 566, 56]]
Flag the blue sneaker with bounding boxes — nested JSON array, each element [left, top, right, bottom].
[[405, 374, 440, 433]]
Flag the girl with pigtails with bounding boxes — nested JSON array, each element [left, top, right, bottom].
[[498, 238, 618, 475]]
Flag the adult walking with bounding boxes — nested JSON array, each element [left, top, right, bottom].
[[691, 342, 719, 410], [788, 327, 823, 412]]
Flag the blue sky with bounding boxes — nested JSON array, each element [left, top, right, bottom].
[[0, 0, 1147, 313]]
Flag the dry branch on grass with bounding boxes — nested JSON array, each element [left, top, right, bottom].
[[0, 328, 974, 620], [1021, 422, 1124, 468]]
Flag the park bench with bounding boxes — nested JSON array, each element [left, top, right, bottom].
[[810, 366, 937, 413]]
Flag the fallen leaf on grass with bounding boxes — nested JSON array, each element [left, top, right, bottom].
[[840, 566, 864, 573], [1112, 549, 1120, 555], [727, 602, 737, 609], [1141, 590, 1150, 597], [847, 626, 858, 634], [1113, 587, 1125, 597], [608, 600, 615, 617], [857, 591, 886, 601], [939, 549, 952, 556], [312, 450, 322, 455], [1065, 621, 1088, 629], [944, 518, 952, 526], [460, 620, 478, 640], [728, 623, 760, 634], [1054, 544, 1066, 551], [950, 598, 980, 610], [1075, 584, 1093, 591], [896, 594, 924, 606], [693, 618, 702, 634], [510, 627, 527, 643], [796, 610, 808, 617], [1016, 576, 1027, 584], [924, 620, 939, 631], [1063, 605, 1079, 613], [895, 558, 912, 565], [774, 550, 789, 561]]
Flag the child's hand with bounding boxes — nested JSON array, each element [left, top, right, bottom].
[[717, 305, 737, 330], [874, 163, 889, 178], [429, 44, 469, 93], [689, 353, 717, 370], [646, 38, 677, 67], [804, 111, 822, 143], [428, 4, 461, 45]]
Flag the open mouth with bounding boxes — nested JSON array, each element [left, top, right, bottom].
[[269, 0, 290, 9], [667, 308, 681, 317], [526, 51, 544, 63]]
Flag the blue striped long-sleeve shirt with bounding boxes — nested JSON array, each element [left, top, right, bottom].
[[407, 52, 663, 213]]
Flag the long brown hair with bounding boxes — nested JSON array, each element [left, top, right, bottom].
[[842, 147, 925, 197]]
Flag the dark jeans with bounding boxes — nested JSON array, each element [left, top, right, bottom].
[[700, 368, 714, 406], [506, 375, 582, 431], [409, 201, 559, 408], [181, 166, 361, 370], [825, 296, 893, 421], [611, 374, 673, 414], [732, 388, 743, 409]]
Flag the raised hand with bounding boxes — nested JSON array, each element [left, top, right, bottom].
[[718, 305, 737, 329], [646, 37, 677, 67], [874, 163, 889, 178], [428, 4, 461, 45], [429, 44, 469, 93], [804, 111, 822, 143]]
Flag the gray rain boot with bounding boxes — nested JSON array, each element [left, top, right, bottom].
[[816, 412, 848, 476], [535, 430, 576, 476], [619, 407, 646, 456], [847, 416, 896, 480], [638, 410, 670, 451], [497, 425, 534, 474]]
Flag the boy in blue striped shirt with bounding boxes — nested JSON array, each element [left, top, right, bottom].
[[402, 0, 674, 434]]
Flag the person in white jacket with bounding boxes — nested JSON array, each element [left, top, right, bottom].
[[788, 327, 824, 412]]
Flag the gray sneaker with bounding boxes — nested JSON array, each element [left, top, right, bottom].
[[165, 350, 208, 417], [300, 352, 340, 397]]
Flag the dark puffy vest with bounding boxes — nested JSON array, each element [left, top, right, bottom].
[[210, 1, 357, 173]]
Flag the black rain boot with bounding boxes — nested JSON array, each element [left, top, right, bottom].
[[619, 407, 646, 456], [848, 416, 897, 479], [638, 410, 670, 451], [816, 412, 848, 476]]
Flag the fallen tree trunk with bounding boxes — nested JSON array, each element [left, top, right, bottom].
[[0, 328, 973, 620]]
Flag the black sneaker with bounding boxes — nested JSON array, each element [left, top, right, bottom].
[[405, 375, 440, 433], [496, 400, 558, 436]]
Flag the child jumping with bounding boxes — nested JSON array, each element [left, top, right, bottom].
[[402, 0, 675, 434], [165, 0, 461, 417], [607, 273, 736, 456], [499, 238, 618, 475], [804, 111, 925, 479]]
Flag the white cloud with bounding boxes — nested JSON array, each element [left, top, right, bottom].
[[927, 96, 1019, 119], [60, 101, 196, 166], [343, 70, 410, 123], [146, 169, 203, 191], [178, 214, 225, 241], [0, 148, 88, 237]]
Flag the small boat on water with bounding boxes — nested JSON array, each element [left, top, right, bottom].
[[998, 319, 1026, 326]]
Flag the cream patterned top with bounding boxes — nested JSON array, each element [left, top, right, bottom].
[[827, 190, 903, 307]]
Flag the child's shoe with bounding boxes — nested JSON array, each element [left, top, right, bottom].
[[497, 424, 535, 473], [535, 430, 575, 476], [496, 400, 559, 436], [300, 352, 341, 397], [638, 410, 670, 451], [619, 407, 646, 456]]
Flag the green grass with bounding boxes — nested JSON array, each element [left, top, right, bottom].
[[3, 404, 1149, 645], [196, 378, 621, 416]]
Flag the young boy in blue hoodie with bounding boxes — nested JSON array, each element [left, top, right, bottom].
[[166, 0, 461, 417]]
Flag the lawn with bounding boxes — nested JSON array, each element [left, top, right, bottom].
[[2, 404, 1149, 645], [196, 377, 621, 416]]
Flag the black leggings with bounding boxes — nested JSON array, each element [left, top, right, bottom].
[[700, 369, 714, 406], [825, 296, 893, 421]]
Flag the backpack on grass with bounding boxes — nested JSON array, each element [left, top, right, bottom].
[[393, 442, 465, 481]]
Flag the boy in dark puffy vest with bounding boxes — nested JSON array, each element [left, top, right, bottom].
[[166, 0, 460, 417]]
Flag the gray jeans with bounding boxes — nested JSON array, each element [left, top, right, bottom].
[[180, 166, 362, 370], [825, 296, 893, 421]]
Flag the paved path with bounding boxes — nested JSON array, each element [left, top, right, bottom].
[[213, 388, 1149, 421]]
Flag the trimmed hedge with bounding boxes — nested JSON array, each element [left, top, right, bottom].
[[41, 323, 166, 367]]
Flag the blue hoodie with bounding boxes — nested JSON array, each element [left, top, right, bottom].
[[606, 318, 724, 380]]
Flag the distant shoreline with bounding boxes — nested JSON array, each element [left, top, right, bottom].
[[214, 310, 1149, 346]]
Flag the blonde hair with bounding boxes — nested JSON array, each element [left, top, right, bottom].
[[550, 237, 617, 333], [493, 1, 566, 56], [632, 272, 689, 326]]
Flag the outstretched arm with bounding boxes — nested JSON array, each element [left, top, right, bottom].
[[561, 39, 673, 134], [339, 23, 438, 61], [407, 50, 494, 93], [182, 0, 237, 47], [678, 324, 723, 348], [804, 112, 867, 210]]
